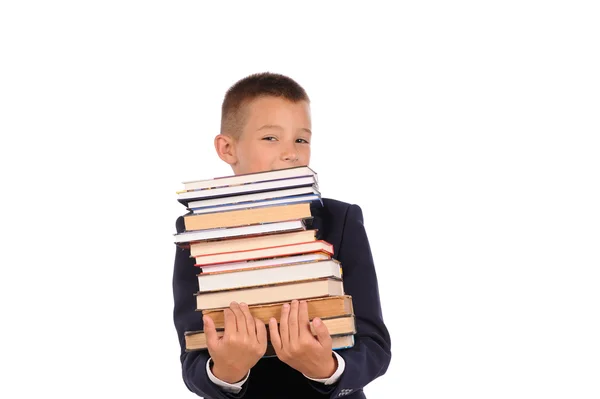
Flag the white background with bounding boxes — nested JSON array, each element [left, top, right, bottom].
[[1, 1, 599, 398]]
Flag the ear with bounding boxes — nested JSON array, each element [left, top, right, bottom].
[[214, 134, 238, 166]]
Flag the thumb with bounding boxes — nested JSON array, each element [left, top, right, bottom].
[[203, 315, 219, 350], [312, 318, 332, 349]]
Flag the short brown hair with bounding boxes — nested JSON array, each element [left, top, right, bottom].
[[220, 72, 310, 138]]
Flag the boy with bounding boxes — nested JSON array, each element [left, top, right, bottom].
[[173, 72, 391, 398]]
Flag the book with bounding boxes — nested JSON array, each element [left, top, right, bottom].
[[177, 175, 317, 204], [190, 193, 321, 215], [187, 186, 320, 211], [195, 277, 344, 310], [183, 203, 312, 231], [174, 219, 309, 244], [194, 240, 333, 267], [175, 167, 357, 358], [184, 315, 356, 351], [201, 295, 354, 327], [198, 259, 342, 292], [189, 229, 317, 257], [181, 166, 318, 192], [196, 252, 331, 275]]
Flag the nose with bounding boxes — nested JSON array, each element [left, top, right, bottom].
[[280, 144, 298, 162]]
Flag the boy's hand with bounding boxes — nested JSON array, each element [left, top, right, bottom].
[[268, 299, 338, 379], [203, 302, 267, 384]]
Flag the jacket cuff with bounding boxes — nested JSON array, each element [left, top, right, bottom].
[[303, 351, 345, 385], [206, 357, 250, 393]]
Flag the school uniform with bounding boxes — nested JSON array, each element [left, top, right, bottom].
[[173, 198, 392, 398]]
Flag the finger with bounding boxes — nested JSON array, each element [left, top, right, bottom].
[[230, 302, 247, 334], [203, 315, 219, 349], [240, 302, 256, 339], [268, 317, 282, 352], [256, 317, 267, 347], [288, 299, 299, 343], [223, 308, 236, 337], [298, 300, 312, 339], [312, 317, 332, 349], [279, 302, 290, 348]]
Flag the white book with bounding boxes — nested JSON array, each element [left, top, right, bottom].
[[187, 186, 320, 209], [178, 176, 317, 201], [198, 260, 342, 292], [174, 220, 307, 243], [182, 166, 318, 191], [198, 252, 330, 274]]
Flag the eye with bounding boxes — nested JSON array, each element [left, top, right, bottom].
[[296, 138, 310, 144], [262, 136, 277, 141]]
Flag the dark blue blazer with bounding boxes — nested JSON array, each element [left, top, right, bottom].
[[172, 198, 392, 399]]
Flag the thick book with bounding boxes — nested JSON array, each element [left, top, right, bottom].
[[194, 240, 333, 267], [195, 277, 344, 310], [197, 259, 342, 292], [174, 219, 309, 244], [201, 295, 354, 328], [187, 186, 320, 211], [181, 166, 318, 192], [184, 315, 356, 351], [183, 203, 312, 231], [177, 175, 317, 204], [189, 229, 317, 257], [195, 252, 331, 275]]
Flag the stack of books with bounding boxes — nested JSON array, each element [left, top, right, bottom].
[[173, 166, 356, 356]]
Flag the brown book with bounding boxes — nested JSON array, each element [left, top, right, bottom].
[[190, 230, 317, 257], [201, 295, 354, 327], [184, 203, 311, 231], [195, 277, 344, 311], [184, 315, 356, 351]]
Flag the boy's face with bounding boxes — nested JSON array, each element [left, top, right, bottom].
[[216, 96, 312, 175]]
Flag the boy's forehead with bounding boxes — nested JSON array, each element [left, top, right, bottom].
[[237, 96, 312, 133], [243, 96, 311, 125]]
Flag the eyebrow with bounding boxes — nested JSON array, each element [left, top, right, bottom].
[[257, 124, 312, 135]]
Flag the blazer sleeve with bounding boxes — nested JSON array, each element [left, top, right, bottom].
[[172, 215, 250, 399], [307, 204, 392, 397]]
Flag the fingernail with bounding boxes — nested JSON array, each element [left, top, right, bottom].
[[283, 304, 290, 310], [240, 302, 247, 307], [313, 318, 321, 326]]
